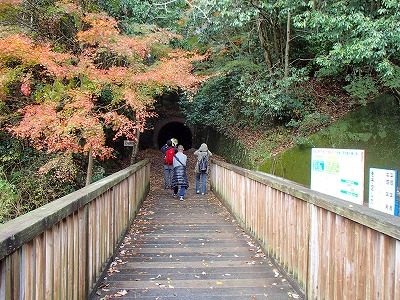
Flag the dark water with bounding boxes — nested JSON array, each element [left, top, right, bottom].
[[258, 94, 400, 202]]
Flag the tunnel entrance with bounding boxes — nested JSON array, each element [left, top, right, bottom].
[[154, 118, 193, 150]]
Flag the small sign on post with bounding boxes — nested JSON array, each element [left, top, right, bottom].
[[369, 168, 398, 216], [124, 140, 134, 147]]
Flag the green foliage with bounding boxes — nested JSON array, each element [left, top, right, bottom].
[[97, 0, 188, 32], [0, 176, 18, 224], [93, 49, 132, 70], [149, 42, 173, 60], [0, 133, 80, 223], [180, 73, 241, 131], [292, 136, 314, 148], [295, 1, 400, 80], [4, 0, 83, 51], [182, 59, 312, 135], [33, 79, 72, 104], [237, 68, 309, 123], [261, 126, 293, 153], [247, 139, 272, 167], [344, 75, 379, 102], [0, 3, 19, 24], [382, 65, 400, 89], [0, 130, 125, 223], [286, 112, 330, 135]]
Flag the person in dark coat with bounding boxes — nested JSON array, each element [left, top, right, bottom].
[[171, 145, 189, 201]]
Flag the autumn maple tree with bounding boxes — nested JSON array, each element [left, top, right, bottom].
[[0, 1, 207, 184]]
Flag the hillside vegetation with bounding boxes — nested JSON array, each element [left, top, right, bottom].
[[1, 0, 400, 222]]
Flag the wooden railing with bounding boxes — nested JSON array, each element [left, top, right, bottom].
[[0, 160, 150, 300], [211, 159, 400, 300]]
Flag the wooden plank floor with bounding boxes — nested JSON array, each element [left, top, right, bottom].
[[92, 188, 302, 300]]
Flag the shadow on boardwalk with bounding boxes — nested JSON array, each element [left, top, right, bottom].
[[92, 149, 302, 300]]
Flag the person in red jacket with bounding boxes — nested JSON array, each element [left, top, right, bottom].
[[161, 139, 177, 189]]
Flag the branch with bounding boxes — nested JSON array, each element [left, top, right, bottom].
[[154, 0, 211, 22]]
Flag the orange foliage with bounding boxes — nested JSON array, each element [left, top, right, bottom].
[[1, 5, 208, 159], [0, 0, 22, 4]]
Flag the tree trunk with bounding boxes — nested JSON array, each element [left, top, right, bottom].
[[256, 16, 273, 73], [130, 129, 140, 165], [271, 17, 282, 67], [85, 147, 93, 186], [284, 9, 291, 93]]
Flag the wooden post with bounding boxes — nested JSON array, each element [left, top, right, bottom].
[[86, 148, 93, 186]]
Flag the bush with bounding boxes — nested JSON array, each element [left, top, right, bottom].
[[0, 177, 19, 223]]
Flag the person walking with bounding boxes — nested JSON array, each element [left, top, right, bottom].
[[171, 138, 178, 148], [161, 139, 177, 189], [171, 145, 189, 201], [194, 143, 212, 195]]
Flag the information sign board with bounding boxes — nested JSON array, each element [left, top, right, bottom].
[[369, 168, 398, 216], [311, 148, 365, 204], [124, 140, 134, 147]]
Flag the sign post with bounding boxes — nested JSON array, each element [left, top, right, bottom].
[[124, 140, 134, 147], [369, 168, 398, 216]]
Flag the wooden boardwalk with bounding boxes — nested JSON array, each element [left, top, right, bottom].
[[92, 187, 302, 300]]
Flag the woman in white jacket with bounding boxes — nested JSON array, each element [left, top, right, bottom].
[[194, 143, 212, 195]]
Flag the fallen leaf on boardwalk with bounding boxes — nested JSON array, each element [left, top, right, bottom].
[[292, 293, 300, 299], [273, 269, 280, 277], [117, 290, 128, 296]]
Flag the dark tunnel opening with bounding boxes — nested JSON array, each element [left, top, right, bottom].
[[157, 122, 192, 150]]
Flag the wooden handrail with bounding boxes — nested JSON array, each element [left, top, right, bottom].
[[0, 159, 150, 299], [211, 159, 400, 299]]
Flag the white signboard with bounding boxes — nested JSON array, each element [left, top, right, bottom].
[[124, 140, 134, 147], [369, 168, 398, 216], [311, 148, 365, 205]]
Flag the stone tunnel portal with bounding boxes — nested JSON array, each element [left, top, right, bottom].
[[154, 118, 193, 150]]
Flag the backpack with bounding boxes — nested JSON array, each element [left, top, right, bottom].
[[199, 155, 208, 173], [164, 147, 175, 165]]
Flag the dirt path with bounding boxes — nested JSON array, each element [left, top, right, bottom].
[[136, 148, 223, 196]]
